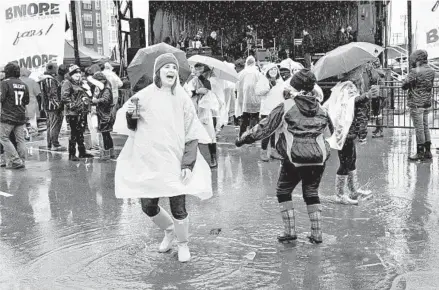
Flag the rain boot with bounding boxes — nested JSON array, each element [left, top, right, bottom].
[[409, 144, 425, 161], [173, 216, 191, 262], [424, 141, 432, 159], [151, 206, 175, 253], [260, 149, 269, 162], [99, 148, 110, 161], [307, 204, 323, 244], [209, 143, 218, 168], [68, 141, 80, 161], [372, 119, 384, 138], [335, 175, 358, 205], [270, 148, 283, 160], [277, 200, 297, 242], [78, 145, 94, 158], [109, 148, 116, 159], [0, 153, 6, 167], [347, 170, 372, 200]]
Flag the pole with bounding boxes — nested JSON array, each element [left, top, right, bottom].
[[70, 0, 80, 66], [407, 0, 412, 57], [384, 3, 388, 68]]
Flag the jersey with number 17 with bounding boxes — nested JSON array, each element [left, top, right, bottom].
[[0, 78, 30, 125]]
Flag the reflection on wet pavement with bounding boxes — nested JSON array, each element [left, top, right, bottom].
[[1, 129, 439, 289]]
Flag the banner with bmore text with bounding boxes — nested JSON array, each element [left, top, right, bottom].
[[0, 0, 68, 73], [414, 0, 439, 59]]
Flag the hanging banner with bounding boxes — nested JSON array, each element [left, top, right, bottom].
[[414, 0, 439, 59], [0, 0, 69, 73]]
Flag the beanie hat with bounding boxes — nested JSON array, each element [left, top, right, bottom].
[[341, 65, 363, 82], [154, 53, 179, 75], [69, 64, 81, 76], [290, 68, 316, 92], [46, 63, 58, 75], [93, 71, 107, 82], [58, 64, 67, 76]]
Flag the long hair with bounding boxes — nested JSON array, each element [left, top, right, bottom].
[[154, 71, 177, 95]]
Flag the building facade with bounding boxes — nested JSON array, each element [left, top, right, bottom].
[[67, 0, 119, 59]]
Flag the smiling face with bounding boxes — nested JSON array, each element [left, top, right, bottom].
[[268, 67, 278, 78], [159, 63, 178, 87], [71, 71, 81, 82]]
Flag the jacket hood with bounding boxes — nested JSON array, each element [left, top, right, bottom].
[[294, 92, 319, 117], [20, 67, 31, 77]]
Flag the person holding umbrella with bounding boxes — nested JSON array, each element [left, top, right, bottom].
[[235, 69, 334, 244], [113, 53, 212, 263], [323, 65, 379, 205]]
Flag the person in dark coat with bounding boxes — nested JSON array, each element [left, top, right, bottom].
[[236, 69, 334, 244], [402, 49, 436, 161], [302, 28, 314, 69], [336, 27, 348, 48], [206, 31, 220, 55], [91, 72, 115, 160], [0, 62, 30, 169], [61, 65, 94, 161]]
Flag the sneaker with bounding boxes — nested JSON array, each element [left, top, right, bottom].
[[372, 131, 384, 138], [52, 145, 67, 152], [270, 149, 283, 160], [7, 160, 25, 169], [358, 138, 367, 144]]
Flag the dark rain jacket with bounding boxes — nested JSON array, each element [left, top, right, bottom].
[[402, 50, 436, 108], [95, 83, 114, 132], [0, 77, 30, 125], [238, 92, 334, 167], [61, 76, 91, 116]]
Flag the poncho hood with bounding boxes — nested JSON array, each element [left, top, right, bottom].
[[295, 92, 319, 117]]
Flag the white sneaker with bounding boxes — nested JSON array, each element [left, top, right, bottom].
[[335, 195, 358, 205]]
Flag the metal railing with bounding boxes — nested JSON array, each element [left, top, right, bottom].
[[370, 83, 439, 129]]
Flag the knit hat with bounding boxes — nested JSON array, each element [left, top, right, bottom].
[[69, 64, 81, 75], [46, 62, 58, 75], [289, 68, 316, 92], [154, 53, 179, 74], [93, 71, 107, 82]]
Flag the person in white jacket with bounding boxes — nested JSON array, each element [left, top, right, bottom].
[[256, 63, 284, 161], [102, 62, 123, 115]]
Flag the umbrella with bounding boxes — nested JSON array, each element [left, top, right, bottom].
[[127, 43, 190, 90], [187, 55, 238, 83], [312, 42, 384, 81]]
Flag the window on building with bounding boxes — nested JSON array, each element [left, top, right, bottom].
[[96, 13, 101, 27], [82, 0, 92, 10], [85, 30, 94, 45], [111, 16, 117, 27], [97, 29, 102, 44], [95, 0, 100, 10], [83, 13, 92, 27], [112, 31, 117, 42], [98, 47, 103, 55]]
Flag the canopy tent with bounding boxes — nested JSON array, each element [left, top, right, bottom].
[[63, 40, 120, 68]]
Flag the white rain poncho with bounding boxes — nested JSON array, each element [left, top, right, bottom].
[[256, 63, 285, 116], [235, 56, 262, 117], [113, 63, 213, 200], [322, 81, 358, 150]]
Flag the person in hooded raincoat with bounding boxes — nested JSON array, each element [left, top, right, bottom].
[[89, 72, 115, 160], [236, 56, 263, 137], [236, 69, 334, 244], [20, 67, 41, 136], [255, 63, 284, 161], [113, 53, 212, 263], [323, 66, 379, 206]]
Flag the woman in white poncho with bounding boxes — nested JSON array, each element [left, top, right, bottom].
[[113, 53, 212, 263]]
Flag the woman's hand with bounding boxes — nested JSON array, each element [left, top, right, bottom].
[[127, 102, 136, 114], [181, 168, 193, 184], [92, 97, 98, 104]]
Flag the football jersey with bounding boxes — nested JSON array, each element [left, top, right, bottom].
[[0, 77, 30, 124]]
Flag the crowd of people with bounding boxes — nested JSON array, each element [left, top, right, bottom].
[[0, 45, 435, 264]]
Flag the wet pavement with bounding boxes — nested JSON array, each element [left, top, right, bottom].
[[1, 127, 439, 289]]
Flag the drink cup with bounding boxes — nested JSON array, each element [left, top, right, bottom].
[[131, 97, 140, 119]]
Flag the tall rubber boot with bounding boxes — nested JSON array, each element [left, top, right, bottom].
[[260, 149, 269, 162], [208, 143, 218, 168], [99, 148, 110, 161], [68, 141, 79, 161], [151, 206, 175, 253], [109, 148, 116, 159], [424, 141, 432, 159], [335, 175, 358, 205], [173, 216, 191, 262], [307, 204, 323, 244], [347, 170, 372, 200], [277, 200, 297, 242], [78, 145, 94, 158], [409, 144, 425, 161]]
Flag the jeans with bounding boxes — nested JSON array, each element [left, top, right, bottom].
[[140, 195, 187, 220], [260, 115, 276, 150], [337, 138, 356, 175], [239, 112, 259, 137], [46, 110, 64, 147], [410, 107, 431, 145], [276, 160, 325, 205], [0, 123, 26, 164], [101, 132, 113, 150]]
